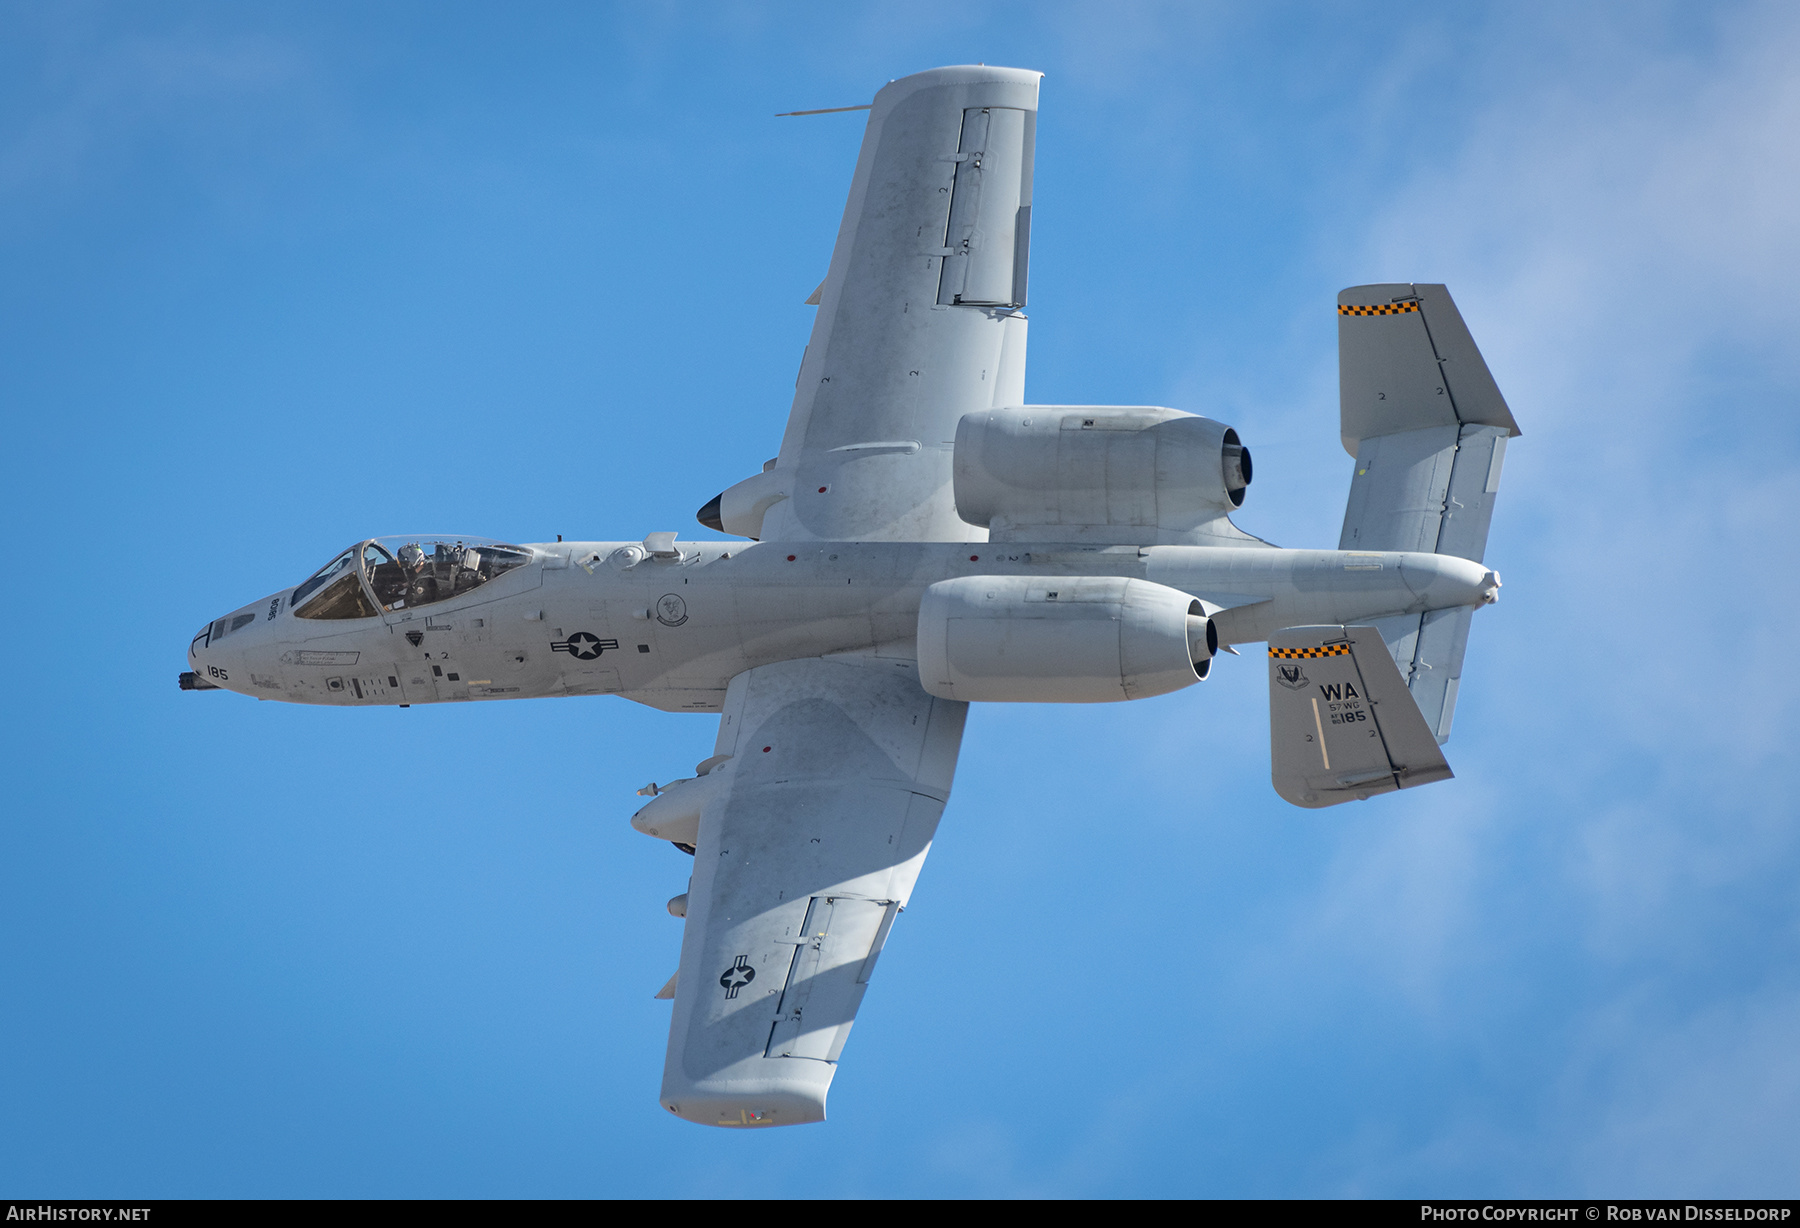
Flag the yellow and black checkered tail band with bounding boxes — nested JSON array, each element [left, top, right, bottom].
[[1269, 644, 1351, 659], [1338, 302, 1419, 316]]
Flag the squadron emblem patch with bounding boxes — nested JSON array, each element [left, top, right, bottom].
[[1275, 664, 1310, 690]]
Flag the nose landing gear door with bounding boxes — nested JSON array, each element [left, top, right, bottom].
[[393, 659, 436, 704]]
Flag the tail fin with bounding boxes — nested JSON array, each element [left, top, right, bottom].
[[1336, 284, 1519, 743], [1268, 625, 1453, 809]]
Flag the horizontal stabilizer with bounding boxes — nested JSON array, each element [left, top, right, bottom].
[[1269, 625, 1452, 809]]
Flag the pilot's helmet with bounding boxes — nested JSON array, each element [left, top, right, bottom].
[[398, 543, 427, 568]]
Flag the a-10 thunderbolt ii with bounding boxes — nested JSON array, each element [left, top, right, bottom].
[[182, 65, 1518, 1129]]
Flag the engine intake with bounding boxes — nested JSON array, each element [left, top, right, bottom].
[[918, 575, 1215, 703]]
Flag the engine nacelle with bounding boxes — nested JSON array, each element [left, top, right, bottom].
[[953, 406, 1252, 544], [917, 575, 1217, 703]]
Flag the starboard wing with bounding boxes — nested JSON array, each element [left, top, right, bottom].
[[752, 66, 1041, 543], [1268, 625, 1452, 809], [658, 656, 968, 1127]]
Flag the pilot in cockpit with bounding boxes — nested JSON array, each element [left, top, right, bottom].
[[397, 542, 434, 607]]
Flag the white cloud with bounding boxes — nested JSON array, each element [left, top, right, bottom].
[[1288, 2, 1800, 1190]]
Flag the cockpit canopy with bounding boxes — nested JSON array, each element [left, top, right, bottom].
[[292, 536, 534, 621]]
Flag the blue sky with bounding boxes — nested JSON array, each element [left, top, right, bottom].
[[3, 1, 1797, 1198]]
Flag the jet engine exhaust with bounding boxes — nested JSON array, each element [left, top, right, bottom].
[[1222, 430, 1252, 507], [1186, 609, 1218, 680]]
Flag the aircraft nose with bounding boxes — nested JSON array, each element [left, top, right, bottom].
[[181, 623, 215, 690], [188, 623, 209, 666], [183, 607, 261, 691]]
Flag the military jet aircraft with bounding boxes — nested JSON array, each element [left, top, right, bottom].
[[181, 65, 1517, 1129]]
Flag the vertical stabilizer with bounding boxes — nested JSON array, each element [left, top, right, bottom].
[[1268, 625, 1453, 809], [1336, 284, 1518, 743]]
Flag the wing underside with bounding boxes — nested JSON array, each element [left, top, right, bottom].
[[759, 66, 1043, 543], [659, 656, 968, 1128]]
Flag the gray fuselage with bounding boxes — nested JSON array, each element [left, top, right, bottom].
[[187, 539, 1498, 713]]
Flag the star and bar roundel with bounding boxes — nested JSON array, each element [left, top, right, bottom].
[[552, 632, 619, 661]]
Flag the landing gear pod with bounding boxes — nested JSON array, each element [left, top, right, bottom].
[[630, 778, 712, 847], [917, 575, 1216, 703]]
